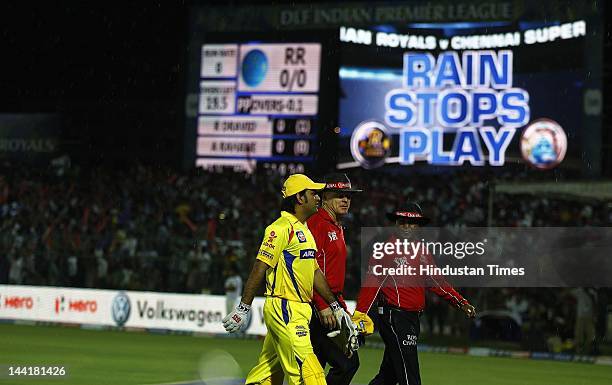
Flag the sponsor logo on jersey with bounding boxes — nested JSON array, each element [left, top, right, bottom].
[[402, 334, 418, 346], [296, 230, 307, 243], [300, 249, 316, 259], [295, 325, 308, 337], [258, 249, 274, 259], [267, 231, 277, 243], [263, 230, 278, 249]]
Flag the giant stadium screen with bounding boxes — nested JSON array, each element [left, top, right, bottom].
[[337, 19, 594, 171]]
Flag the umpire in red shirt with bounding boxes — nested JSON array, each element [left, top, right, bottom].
[[307, 173, 362, 385], [355, 202, 476, 385]]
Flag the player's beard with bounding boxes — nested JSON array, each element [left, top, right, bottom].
[[304, 195, 318, 215]]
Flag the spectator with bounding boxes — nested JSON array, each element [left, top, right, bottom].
[[224, 263, 242, 316], [571, 288, 596, 354], [2, 161, 610, 355]]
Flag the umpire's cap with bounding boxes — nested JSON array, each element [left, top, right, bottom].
[[322, 173, 363, 193], [386, 202, 430, 225]]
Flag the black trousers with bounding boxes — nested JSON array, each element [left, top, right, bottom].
[[310, 311, 360, 385], [369, 307, 421, 385]]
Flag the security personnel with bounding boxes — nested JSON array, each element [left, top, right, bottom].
[[223, 174, 354, 385], [354, 202, 476, 385], [307, 173, 362, 385]]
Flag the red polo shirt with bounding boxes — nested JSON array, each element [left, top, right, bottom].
[[356, 235, 468, 314], [307, 207, 347, 310]]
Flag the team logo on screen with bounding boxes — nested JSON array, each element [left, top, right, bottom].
[[520, 119, 567, 169], [350, 120, 392, 169], [111, 291, 131, 327], [241, 49, 268, 87]]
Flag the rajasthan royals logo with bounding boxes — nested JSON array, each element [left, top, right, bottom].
[[350, 120, 392, 169], [520, 119, 567, 170]]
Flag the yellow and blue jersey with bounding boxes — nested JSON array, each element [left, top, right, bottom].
[[256, 211, 319, 303]]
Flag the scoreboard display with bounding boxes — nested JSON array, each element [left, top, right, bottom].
[[196, 43, 321, 174]]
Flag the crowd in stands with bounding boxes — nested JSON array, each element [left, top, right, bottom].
[[1, 163, 610, 353], [1, 164, 279, 293]]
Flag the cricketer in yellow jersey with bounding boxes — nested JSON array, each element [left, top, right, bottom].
[[222, 174, 358, 385]]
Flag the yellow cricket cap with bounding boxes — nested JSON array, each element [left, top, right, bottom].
[[282, 174, 326, 198]]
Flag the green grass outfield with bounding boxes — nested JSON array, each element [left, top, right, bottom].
[[1, 323, 611, 385]]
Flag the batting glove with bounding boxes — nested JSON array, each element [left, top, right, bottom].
[[327, 301, 352, 338], [342, 310, 361, 354], [347, 320, 360, 353], [222, 302, 251, 333], [327, 306, 360, 356]]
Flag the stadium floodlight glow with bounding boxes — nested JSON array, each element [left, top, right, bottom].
[[407, 21, 511, 29], [339, 67, 402, 81]]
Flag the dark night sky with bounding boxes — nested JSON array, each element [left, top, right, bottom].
[[0, 1, 187, 166], [0, 1, 610, 171]]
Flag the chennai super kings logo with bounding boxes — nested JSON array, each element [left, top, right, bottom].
[[520, 119, 567, 169]]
